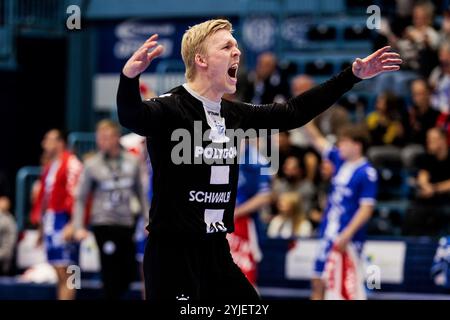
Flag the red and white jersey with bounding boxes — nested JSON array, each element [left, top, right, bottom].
[[30, 151, 82, 225], [324, 244, 367, 300]]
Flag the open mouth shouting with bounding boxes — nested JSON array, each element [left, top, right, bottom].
[[227, 63, 238, 83]]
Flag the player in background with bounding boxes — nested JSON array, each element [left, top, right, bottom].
[[304, 121, 378, 300], [31, 129, 83, 300], [227, 139, 271, 286]]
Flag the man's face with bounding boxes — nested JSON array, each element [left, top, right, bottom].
[[413, 7, 429, 28], [203, 29, 241, 95], [411, 80, 430, 111], [291, 76, 314, 97], [256, 53, 276, 80], [337, 137, 361, 160], [96, 127, 120, 154], [41, 130, 63, 157], [427, 129, 446, 155], [282, 156, 301, 181]]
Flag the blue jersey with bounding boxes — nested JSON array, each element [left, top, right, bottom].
[[236, 145, 271, 207], [319, 147, 378, 242]]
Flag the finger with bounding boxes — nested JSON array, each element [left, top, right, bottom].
[[140, 41, 159, 52], [381, 58, 403, 65], [147, 44, 164, 61], [374, 45, 392, 56], [382, 65, 400, 71], [380, 52, 401, 60], [368, 46, 392, 60], [353, 58, 363, 70], [134, 46, 151, 61], [136, 41, 158, 60], [355, 58, 364, 65], [144, 34, 159, 43]]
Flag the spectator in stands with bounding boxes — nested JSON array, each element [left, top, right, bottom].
[[71, 120, 146, 299], [291, 75, 351, 145], [0, 196, 17, 276], [375, 1, 437, 94], [267, 192, 312, 239], [430, 41, 450, 113], [30, 129, 83, 300], [277, 131, 319, 183], [240, 52, 289, 104], [287, 75, 316, 147], [366, 91, 406, 167], [391, 1, 439, 75], [402, 79, 440, 168], [227, 139, 271, 286], [273, 156, 318, 219], [439, 7, 450, 44], [403, 127, 450, 236]]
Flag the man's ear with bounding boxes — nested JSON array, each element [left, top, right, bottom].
[[195, 53, 208, 68]]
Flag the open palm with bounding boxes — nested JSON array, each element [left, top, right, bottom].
[[122, 34, 165, 78], [352, 46, 402, 79]]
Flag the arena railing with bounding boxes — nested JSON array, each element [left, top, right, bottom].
[[15, 166, 41, 231]]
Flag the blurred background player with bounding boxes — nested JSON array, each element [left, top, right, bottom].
[[304, 121, 378, 300], [70, 120, 147, 299], [227, 139, 272, 287], [30, 129, 82, 300]]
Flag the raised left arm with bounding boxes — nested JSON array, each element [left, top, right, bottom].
[[239, 47, 402, 132]]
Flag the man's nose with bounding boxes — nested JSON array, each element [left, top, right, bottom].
[[233, 47, 241, 57]]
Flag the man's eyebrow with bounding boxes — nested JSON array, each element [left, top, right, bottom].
[[224, 39, 238, 47]]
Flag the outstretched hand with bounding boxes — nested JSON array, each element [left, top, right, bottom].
[[352, 46, 402, 79], [122, 34, 165, 78]]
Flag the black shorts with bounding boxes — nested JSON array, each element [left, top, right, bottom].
[[143, 231, 260, 301]]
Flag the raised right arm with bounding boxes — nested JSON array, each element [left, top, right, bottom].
[[116, 34, 165, 136]]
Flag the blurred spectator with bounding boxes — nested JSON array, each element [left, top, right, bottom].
[[0, 197, 17, 276], [429, 41, 450, 113], [389, 1, 439, 75], [120, 132, 151, 299], [267, 192, 312, 239], [439, 7, 450, 44], [308, 158, 336, 233], [408, 79, 440, 144], [71, 120, 146, 299], [30, 129, 83, 300], [273, 156, 317, 217], [435, 112, 450, 145], [403, 127, 450, 236], [227, 140, 271, 286], [276, 131, 319, 183], [287, 75, 316, 147], [290, 75, 351, 147], [240, 52, 289, 104], [366, 92, 406, 167], [402, 79, 440, 168]]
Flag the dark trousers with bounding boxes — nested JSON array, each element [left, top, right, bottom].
[[92, 225, 136, 299], [144, 232, 260, 301]]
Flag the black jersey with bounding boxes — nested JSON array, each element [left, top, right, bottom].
[[117, 67, 361, 235]]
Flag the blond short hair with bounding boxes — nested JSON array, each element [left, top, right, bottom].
[[181, 19, 232, 82], [96, 119, 121, 136]]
